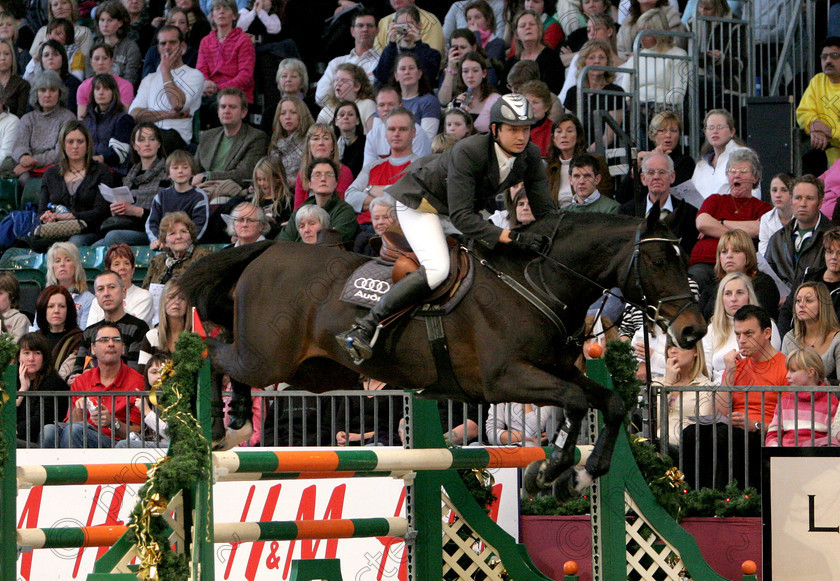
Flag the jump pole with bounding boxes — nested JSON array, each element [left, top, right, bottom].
[[0, 364, 16, 581]]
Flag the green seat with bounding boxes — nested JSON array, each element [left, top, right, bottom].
[[79, 245, 106, 283], [289, 559, 343, 581], [0, 178, 17, 212], [0, 248, 46, 288], [19, 178, 42, 209], [130, 246, 157, 284], [202, 243, 228, 254]]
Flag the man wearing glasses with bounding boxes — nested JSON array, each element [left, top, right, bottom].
[[228, 202, 270, 247], [40, 322, 144, 448], [797, 37, 840, 175]]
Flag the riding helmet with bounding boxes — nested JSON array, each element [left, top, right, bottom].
[[489, 93, 536, 127]]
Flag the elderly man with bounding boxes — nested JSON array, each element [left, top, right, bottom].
[[766, 175, 833, 292], [316, 7, 380, 107], [618, 153, 699, 255], [373, 0, 444, 55], [227, 202, 270, 246], [797, 37, 840, 174]]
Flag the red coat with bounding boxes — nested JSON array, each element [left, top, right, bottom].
[[196, 27, 256, 102], [530, 115, 552, 159]]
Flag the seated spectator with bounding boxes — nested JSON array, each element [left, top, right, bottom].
[[566, 39, 625, 147], [443, 0, 505, 42], [618, 152, 699, 257], [83, 73, 135, 170], [294, 204, 330, 244], [45, 242, 94, 329], [442, 50, 498, 134], [0, 13, 32, 78], [616, 0, 685, 60], [334, 376, 403, 446], [560, 153, 619, 214], [522, 0, 560, 50], [778, 227, 840, 337], [25, 39, 80, 112], [547, 114, 610, 207], [630, 110, 695, 201], [0, 272, 29, 341], [226, 201, 269, 246], [691, 108, 753, 200], [278, 158, 358, 244], [464, 1, 505, 61], [317, 63, 375, 133], [766, 348, 840, 447], [766, 175, 832, 292], [373, 0, 444, 56], [0, 87, 19, 173], [192, 87, 268, 195], [820, 160, 840, 222], [385, 51, 440, 140], [123, 0, 155, 55], [196, 0, 256, 127], [40, 321, 144, 448], [146, 150, 210, 245], [0, 38, 29, 118], [129, 24, 204, 154], [36, 18, 85, 80], [781, 282, 840, 381], [363, 85, 432, 168], [141, 7, 198, 77], [33, 285, 83, 378], [28, 0, 93, 62], [268, 95, 314, 190], [158, 0, 211, 51], [331, 100, 366, 178], [684, 305, 784, 491], [373, 6, 441, 90], [251, 156, 290, 236], [15, 332, 69, 447], [486, 401, 549, 445], [506, 58, 564, 122], [520, 80, 552, 157], [95, 123, 170, 247], [437, 28, 489, 101], [274, 57, 312, 115], [346, 107, 418, 227], [71, 269, 149, 378], [77, 42, 134, 118], [687, 148, 771, 294], [699, 229, 780, 320], [502, 10, 564, 94], [87, 243, 155, 327], [702, 272, 782, 384], [796, 37, 840, 176], [115, 352, 172, 448], [315, 7, 379, 108], [558, 0, 612, 60], [559, 12, 625, 104], [354, 196, 395, 256], [138, 279, 190, 365], [293, 123, 354, 209], [143, 211, 213, 288], [91, 1, 141, 87], [442, 106, 474, 140]]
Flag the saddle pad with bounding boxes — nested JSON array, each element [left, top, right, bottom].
[[340, 260, 394, 309]]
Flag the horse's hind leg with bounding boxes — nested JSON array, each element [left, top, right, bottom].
[[221, 378, 254, 450], [581, 380, 626, 480]]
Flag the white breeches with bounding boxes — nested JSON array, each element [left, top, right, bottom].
[[395, 201, 454, 289]]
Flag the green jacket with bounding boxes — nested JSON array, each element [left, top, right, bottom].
[[560, 194, 619, 215]]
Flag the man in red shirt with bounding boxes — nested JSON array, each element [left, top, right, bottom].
[[40, 323, 144, 448]]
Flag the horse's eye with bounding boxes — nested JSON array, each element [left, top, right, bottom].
[[652, 259, 664, 267]]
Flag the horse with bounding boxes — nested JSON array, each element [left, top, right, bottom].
[[178, 206, 706, 498]]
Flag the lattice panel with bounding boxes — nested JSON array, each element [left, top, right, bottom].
[[624, 496, 689, 581], [441, 491, 508, 580]]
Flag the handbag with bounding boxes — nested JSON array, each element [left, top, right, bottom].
[[34, 219, 87, 241]]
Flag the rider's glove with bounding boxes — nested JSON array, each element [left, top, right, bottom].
[[509, 231, 551, 255]]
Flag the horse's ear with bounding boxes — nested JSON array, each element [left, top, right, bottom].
[[645, 202, 660, 232]]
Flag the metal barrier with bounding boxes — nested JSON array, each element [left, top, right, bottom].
[[575, 64, 638, 161]]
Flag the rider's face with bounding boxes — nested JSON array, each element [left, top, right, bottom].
[[494, 124, 530, 155]]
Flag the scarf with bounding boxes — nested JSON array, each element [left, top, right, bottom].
[[124, 158, 168, 210], [477, 28, 493, 48], [162, 244, 195, 284]]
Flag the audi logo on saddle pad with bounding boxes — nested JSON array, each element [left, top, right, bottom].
[[354, 278, 391, 293]]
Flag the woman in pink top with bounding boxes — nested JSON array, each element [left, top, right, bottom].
[[76, 42, 133, 118], [196, 0, 256, 104], [293, 123, 353, 209]]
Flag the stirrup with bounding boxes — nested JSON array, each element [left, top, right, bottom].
[[335, 323, 382, 365]]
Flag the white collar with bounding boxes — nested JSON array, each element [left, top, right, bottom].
[[575, 191, 601, 205], [645, 193, 674, 215]]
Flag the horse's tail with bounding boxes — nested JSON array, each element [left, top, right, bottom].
[[179, 240, 275, 330]]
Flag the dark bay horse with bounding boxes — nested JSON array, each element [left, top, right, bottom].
[[178, 208, 706, 497]]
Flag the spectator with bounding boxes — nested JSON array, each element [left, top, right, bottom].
[[331, 100, 366, 178], [15, 332, 69, 447], [96, 123, 170, 247], [0, 86, 19, 173], [143, 212, 212, 287], [781, 282, 840, 382], [558, 0, 611, 58], [44, 242, 94, 330], [442, 106, 474, 140], [702, 272, 781, 384], [226, 201, 269, 246], [83, 73, 135, 170], [316, 62, 375, 132], [115, 352, 171, 448], [315, 7, 379, 108], [0, 37, 28, 117], [25, 39, 80, 112], [691, 108, 752, 200], [363, 85, 432, 167], [87, 243, 155, 327], [443, 50, 499, 134], [796, 37, 840, 176], [560, 152, 619, 214], [294, 204, 330, 244], [0, 272, 29, 341], [766, 348, 840, 447], [618, 152, 699, 256], [687, 147, 771, 294], [77, 43, 134, 118], [443, 0, 505, 41], [546, 113, 607, 207], [91, 0, 141, 87], [346, 106, 418, 227], [820, 160, 840, 223], [631, 110, 695, 198], [141, 8, 198, 77], [274, 57, 310, 108], [519, 80, 551, 156], [292, 123, 354, 209], [566, 38, 624, 147], [138, 279, 190, 365], [437, 28, 483, 103], [71, 269, 150, 377], [33, 285, 82, 377], [278, 157, 358, 244], [486, 401, 548, 445], [192, 87, 268, 193], [0, 13, 31, 77], [146, 150, 210, 245], [766, 175, 832, 293], [559, 12, 625, 104], [159, 0, 211, 51], [268, 95, 313, 190], [373, 0, 444, 55], [28, 0, 93, 62], [40, 321, 144, 448], [196, 0, 256, 127], [334, 376, 403, 446], [129, 25, 204, 154], [699, 229, 780, 320], [123, 0, 156, 55], [251, 155, 290, 236], [31, 17, 84, 80], [354, 196, 395, 256], [503, 10, 564, 94], [464, 1, 505, 60], [616, 0, 685, 60], [373, 6, 441, 89]]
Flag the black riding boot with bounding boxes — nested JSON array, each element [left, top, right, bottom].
[[337, 267, 433, 362]]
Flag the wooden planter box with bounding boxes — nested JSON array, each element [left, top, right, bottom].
[[520, 515, 762, 580]]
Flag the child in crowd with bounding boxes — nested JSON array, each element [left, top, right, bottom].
[[145, 150, 209, 248], [24, 18, 84, 80], [251, 156, 290, 237], [0, 272, 31, 343], [442, 107, 474, 141], [116, 353, 171, 448]]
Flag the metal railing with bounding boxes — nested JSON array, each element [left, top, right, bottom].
[[576, 64, 638, 164]]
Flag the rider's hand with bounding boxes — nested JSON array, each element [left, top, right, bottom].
[[509, 231, 551, 254]]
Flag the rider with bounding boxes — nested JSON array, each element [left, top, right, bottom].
[[337, 93, 557, 362]]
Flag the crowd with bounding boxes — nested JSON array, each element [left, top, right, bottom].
[[3, 0, 840, 491]]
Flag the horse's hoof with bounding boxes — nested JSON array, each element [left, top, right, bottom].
[[553, 467, 593, 503], [523, 461, 550, 494], [213, 421, 254, 451], [211, 415, 226, 443]]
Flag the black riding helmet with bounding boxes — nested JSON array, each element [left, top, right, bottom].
[[489, 93, 536, 155]]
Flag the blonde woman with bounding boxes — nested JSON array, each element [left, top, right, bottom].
[[781, 282, 840, 381], [45, 241, 94, 329], [251, 156, 291, 237], [292, 123, 354, 209], [564, 39, 624, 147], [138, 280, 192, 366], [269, 96, 314, 190]]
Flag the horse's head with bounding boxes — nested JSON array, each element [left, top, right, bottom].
[[621, 205, 707, 348]]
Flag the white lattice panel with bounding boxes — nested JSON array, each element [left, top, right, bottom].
[[441, 491, 508, 580]]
